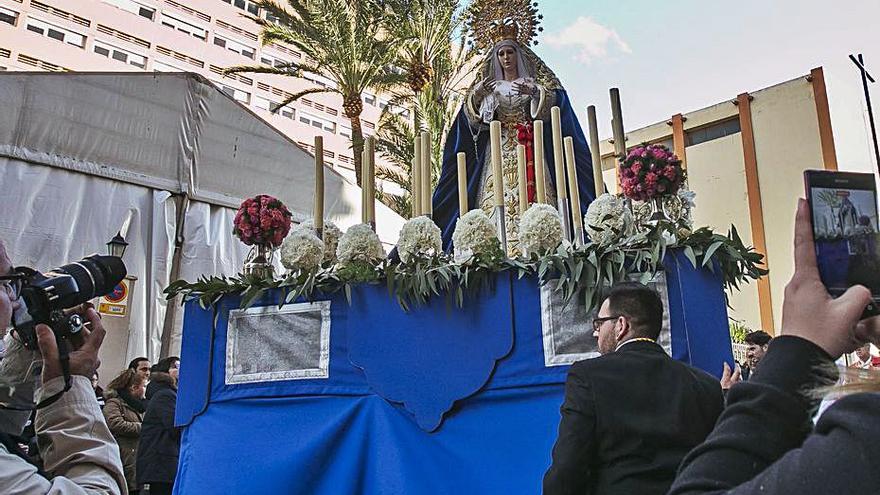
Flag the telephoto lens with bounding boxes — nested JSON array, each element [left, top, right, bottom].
[[12, 255, 127, 349]]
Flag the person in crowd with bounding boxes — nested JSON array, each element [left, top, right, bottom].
[[719, 361, 743, 391], [104, 368, 147, 494], [136, 357, 180, 495], [0, 239, 126, 494], [850, 343, 876, 369], [92, 371, 106, 408], [668, 199, 880, 494], [543, 282, 724, 494], [128, 357, 151, 382], [744, 330, 772, 373], [145, 357, 179, 401]]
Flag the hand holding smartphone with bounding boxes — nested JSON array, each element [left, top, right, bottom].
[[804, 170, 880, 318]]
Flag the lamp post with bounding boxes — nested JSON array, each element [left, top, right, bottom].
[[106, 232, 128, 258]]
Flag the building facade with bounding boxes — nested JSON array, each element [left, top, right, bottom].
[[0, 0, 406, 191], [597, 68, 838, 334]]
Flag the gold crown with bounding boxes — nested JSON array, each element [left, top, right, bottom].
[[465, 0, 543, 51]]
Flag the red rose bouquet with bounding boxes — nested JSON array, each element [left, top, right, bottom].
[[233, 194, 292, 248], [619, 144, 685, 202]]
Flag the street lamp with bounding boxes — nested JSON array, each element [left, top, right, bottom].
[[106, 231, 129, 258]]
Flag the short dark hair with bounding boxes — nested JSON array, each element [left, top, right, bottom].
[[604, 282, 664, 340], [744, 331, 772, 346], [128, 357, 149, 370], [153, 356, 180, 373]]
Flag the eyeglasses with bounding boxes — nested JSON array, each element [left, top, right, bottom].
[[0, 273, 25, 301], [592, 315, 623, 331]]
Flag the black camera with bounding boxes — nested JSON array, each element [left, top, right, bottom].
[[11, 255, 127, 349]]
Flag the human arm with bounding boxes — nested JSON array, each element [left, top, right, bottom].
[[669, 199, 880, 494], [103, 399, 141, 438], [543, 364, 597, 495]]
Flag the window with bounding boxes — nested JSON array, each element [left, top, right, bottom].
[[299, 111, 336, 133], [363, 93, 376, 106], [160, 13, 207, 40], [213, 34, 255, 60], [25, 18, 86, 48], [222, 0, 260, 15], [213, 81, 251, 104], [339, 124, 352, 139], [93, 39, 146, 68], [259, 52, 289, 68], [685, 118, 741, 147], [0, 6, 18, 26], [102, 0, 155, 20], [153, 60, 188, 72]]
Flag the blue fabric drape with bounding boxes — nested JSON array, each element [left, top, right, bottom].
[[174, 254, 734, 494], [432, 89, 599, 251]]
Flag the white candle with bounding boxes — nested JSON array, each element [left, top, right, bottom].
[[361, 146, 369, 224], [533, 120, 547, 204], [314, 135, 324, 233], [517, 144, 528, 214], [421, 130, 432, 216], [457, 152, 468, 216], [551, 107, 566, 201], [490, 120, 503, 206], [586, 105, 604, 198], [412, 136, 422, 218], [564, 136, 584, 243]]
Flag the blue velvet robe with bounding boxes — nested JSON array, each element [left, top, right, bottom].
[[432, 89, 600, 251]]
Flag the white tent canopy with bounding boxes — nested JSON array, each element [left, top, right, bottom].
[[0, 72, 403, 370]]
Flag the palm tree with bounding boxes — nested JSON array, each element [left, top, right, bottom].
[[227, 0, 404, 186], [374, 30, 477, 217]]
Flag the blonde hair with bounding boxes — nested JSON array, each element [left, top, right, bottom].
[[813, 364, 880, 399]]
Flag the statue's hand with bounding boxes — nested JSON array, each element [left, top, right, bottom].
[[513, 80, 538, 97], [474, 78, 497, 103]]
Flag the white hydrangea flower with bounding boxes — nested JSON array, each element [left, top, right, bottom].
[[584, 193, 632, 247], [299, 219, 342, 263], [280, 227, 324, 273], [336, 224, 386, 267], [397, 216, 442, 264], [452, 209, 501, 262], [518, 204, 563, 257]]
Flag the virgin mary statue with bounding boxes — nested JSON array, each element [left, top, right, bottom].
[[431, 15, 598, 252]]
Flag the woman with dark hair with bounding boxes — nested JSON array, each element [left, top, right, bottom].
[[103, 368, 147, 494], [145, 357, 179, 401]]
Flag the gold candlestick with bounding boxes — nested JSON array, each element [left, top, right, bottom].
[[361, 146, 368, 225], [456, 152, 468, 216], [517, 144, 528, 214], [314, 135, 324, 235], [366, 136, 376, 226], [564, 136, 584, 246], [533, 119, 547, 204]]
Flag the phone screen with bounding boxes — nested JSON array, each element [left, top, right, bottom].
[[807, 171, 880, 298]]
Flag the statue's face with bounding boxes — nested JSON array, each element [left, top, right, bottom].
[[497, 46, 517, 76]]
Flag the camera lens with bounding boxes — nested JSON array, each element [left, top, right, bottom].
[[48, 255, 126, 309]]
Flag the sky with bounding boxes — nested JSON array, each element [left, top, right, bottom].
[[530, 0, 880, 174]]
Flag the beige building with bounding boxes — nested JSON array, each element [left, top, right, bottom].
[[0, 0, 404, 190], [598, 68, 838, 334]]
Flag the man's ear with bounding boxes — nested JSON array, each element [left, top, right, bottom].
[[616, 316, 629, 341], [762, 344, 769, 352]]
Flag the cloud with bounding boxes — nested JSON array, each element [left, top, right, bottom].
[[544, 17, 632, 63]]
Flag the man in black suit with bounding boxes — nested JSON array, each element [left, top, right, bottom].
[[543, 282, 724, 495]]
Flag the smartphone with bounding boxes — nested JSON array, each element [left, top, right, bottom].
[[804, 170, 880, 317]]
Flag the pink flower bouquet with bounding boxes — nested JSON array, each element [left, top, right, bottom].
[[619, 144, 686, 202], [233, 194, 292, 248]]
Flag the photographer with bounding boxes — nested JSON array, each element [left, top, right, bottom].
[[0, 240, 126, 494]]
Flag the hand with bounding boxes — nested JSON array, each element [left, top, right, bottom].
[[36, 308, 106, 382], [780, 199, 879, 358], [474, 78, 496, 102], [720, 362, 742, 390], [513, 80, 538, 97]]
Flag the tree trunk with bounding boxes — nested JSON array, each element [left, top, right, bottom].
[[343, 95, 364, 187]]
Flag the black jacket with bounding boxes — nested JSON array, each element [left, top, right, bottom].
[[136, 373, 180, 486], [544, 340, 724, 495], [669, 336, 880, 494]]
